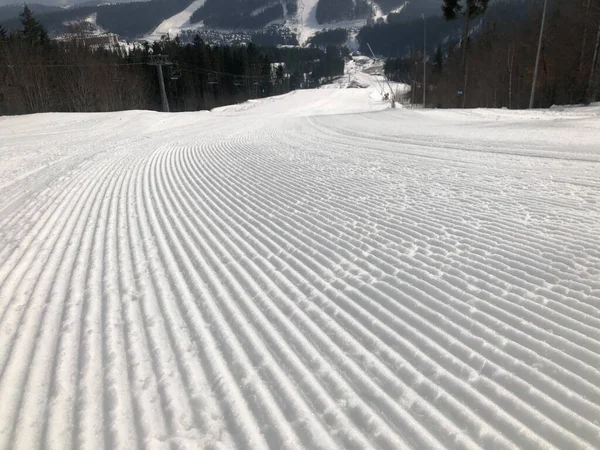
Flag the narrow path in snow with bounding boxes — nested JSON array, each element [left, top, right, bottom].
[[0, 94, 599, 449]]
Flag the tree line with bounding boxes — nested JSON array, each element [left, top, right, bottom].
[[0, 6, 345, 115], [308, 29, 349, 47], [382, 0, 600, 108]]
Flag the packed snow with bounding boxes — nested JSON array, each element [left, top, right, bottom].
[[1, 83, 600, 450]]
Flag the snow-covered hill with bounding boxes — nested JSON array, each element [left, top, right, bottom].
[[0, 0, 440, 42], [145, 0, 206, 42], [293, 0, 377, 45], [146, 0, 339, 44], [146, 0, 440, 44], [1, 85, 600, 449]]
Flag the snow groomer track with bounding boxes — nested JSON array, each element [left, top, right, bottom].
[[1, 90, 600, 449]]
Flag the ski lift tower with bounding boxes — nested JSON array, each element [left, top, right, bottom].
[[149, 54, 172, 112], [367, 43, 396, 108]]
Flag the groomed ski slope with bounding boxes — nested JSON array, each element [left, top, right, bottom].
[[1, 88, 600, 450], [145, 0, 207, 41]]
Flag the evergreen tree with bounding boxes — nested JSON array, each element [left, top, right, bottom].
[[275, 64, 285, 82], [19, 5, 48, 44], [309, 28, 349, 47], [442, 0, 489, 23], [0, 25, 7, 39], [442, 0, 489, 106]]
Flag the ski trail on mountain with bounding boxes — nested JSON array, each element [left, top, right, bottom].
[[146, 0, 207, 40], [0, 91, 599, 449]]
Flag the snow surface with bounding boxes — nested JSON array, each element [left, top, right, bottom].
[[1, 85, 600, 449], [321, 57, 409, 102]]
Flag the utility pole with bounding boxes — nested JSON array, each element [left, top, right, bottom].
[[367, 42, 395, 107], [412, 61, 417, 105], [149, 54, 172, 113], [529, 0, 548, 109], [423, 14, 427, 108]]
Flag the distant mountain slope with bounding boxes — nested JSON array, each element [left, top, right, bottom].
[[186, 0, 442, 33], [146, 0, 206, 41], [0, 0, 141, 5], [0, 0, 446, 42], [314, 0, 372, 24], [386, 0, 442, 20], [359, 0, 525, 58], [190, 0, 292, 29], [1, 0, 195, 38], [177, 0, 443, 45], [371, 0, 407, 13]]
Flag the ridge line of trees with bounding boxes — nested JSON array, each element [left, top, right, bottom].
[[382, 0, 600, 108], [0, 6, 345, 115], [0, 0, 194, 39]]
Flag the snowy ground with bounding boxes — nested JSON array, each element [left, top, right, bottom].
[[1, 87, 600, 450], [322, 58, 409, 102]]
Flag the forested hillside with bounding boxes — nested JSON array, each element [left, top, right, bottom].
[[308, 28, 349, 47], [190, 0, 297, 29], [315, 0, 372, 24], [382, 0, 600, 109], [359, 15, 457, 57], [0, 6, 346, 115], [1, 0, 194, 38], [0, 0, 452, 39], [359, 1, 528, 58], [385, 0, 443, 19], [2, 1, 597, 112]]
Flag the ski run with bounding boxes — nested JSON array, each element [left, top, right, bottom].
[[0, 86, 600, 450]]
